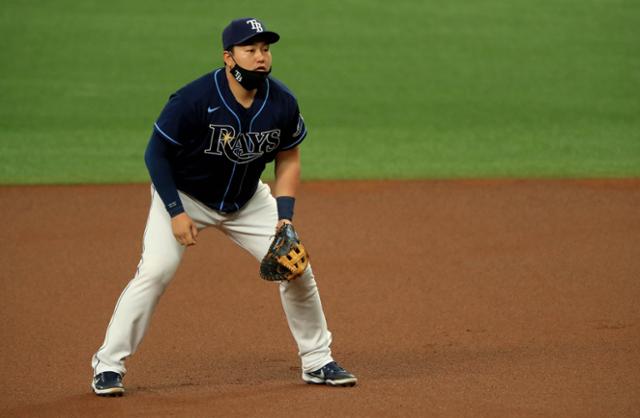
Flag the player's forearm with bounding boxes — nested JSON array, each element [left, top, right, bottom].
[[273, 147, 301, 221], [273, 147, 301, 197]]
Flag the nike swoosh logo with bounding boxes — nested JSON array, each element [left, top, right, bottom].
[[207, 106, 220, 113]]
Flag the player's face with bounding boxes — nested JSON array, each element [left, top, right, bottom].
[[228, 41, 272, 72]]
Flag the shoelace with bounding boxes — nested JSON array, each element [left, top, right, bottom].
[[323, 362, 346, 373]]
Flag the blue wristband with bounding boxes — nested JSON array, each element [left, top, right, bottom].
[[276, 196, 295, 220]]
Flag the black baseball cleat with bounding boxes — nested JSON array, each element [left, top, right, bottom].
[[92, 371, 125, 397], [302, 361, 357, 387]]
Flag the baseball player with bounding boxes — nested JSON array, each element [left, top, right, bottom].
[[90, 17, 357, 396]]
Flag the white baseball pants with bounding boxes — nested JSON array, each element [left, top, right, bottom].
[[92, 181, 333, 376]]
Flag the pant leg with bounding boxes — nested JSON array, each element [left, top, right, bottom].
[[278, 267, 334, 372], [223, 182, 333, 372], [92, 188, 209, 376]]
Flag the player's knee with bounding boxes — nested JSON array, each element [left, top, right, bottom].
[[280, 265, 316, 292], [302, 263, 313, 278], [295, 264, 314, 283], [135, 255, 181, 287]]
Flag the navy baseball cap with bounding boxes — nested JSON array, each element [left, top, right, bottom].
[[222, 18, 280, 51]]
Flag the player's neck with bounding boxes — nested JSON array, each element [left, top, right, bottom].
[[225, 69, 257, 109]]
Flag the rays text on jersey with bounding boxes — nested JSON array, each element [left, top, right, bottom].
[[205, 124, 280, 164]]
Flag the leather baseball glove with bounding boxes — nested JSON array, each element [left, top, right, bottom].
[[260, 223, 309, 282]]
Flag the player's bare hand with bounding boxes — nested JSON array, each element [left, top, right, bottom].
[[276, 219, 292, 231], [171, 212, 198, 246]]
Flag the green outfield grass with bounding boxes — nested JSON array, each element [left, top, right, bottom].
[[1, 0, 639, 184]]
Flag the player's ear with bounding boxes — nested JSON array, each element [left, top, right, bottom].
[[222, 49, 234, 67]]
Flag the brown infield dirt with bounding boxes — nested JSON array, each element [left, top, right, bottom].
[[1, 179, 639, 417]]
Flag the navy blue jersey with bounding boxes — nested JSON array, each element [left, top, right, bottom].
[[149, 68, 307, 214]]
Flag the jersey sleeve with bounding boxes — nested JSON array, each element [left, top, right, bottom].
[[144, 131, 184, 217], [153, 92, 197, 146], [279, 101, 308, 150]]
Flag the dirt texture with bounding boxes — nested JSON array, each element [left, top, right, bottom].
[[1, 180, 639, 417]]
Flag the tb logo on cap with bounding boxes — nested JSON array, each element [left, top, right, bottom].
[[246, 19, 263, 32]]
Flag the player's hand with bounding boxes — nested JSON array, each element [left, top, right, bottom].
[[171, 212, 198, 246], [276, 219, 292, 232]]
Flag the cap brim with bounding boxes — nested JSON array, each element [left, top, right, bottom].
[[231, 31, 280, 48]]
